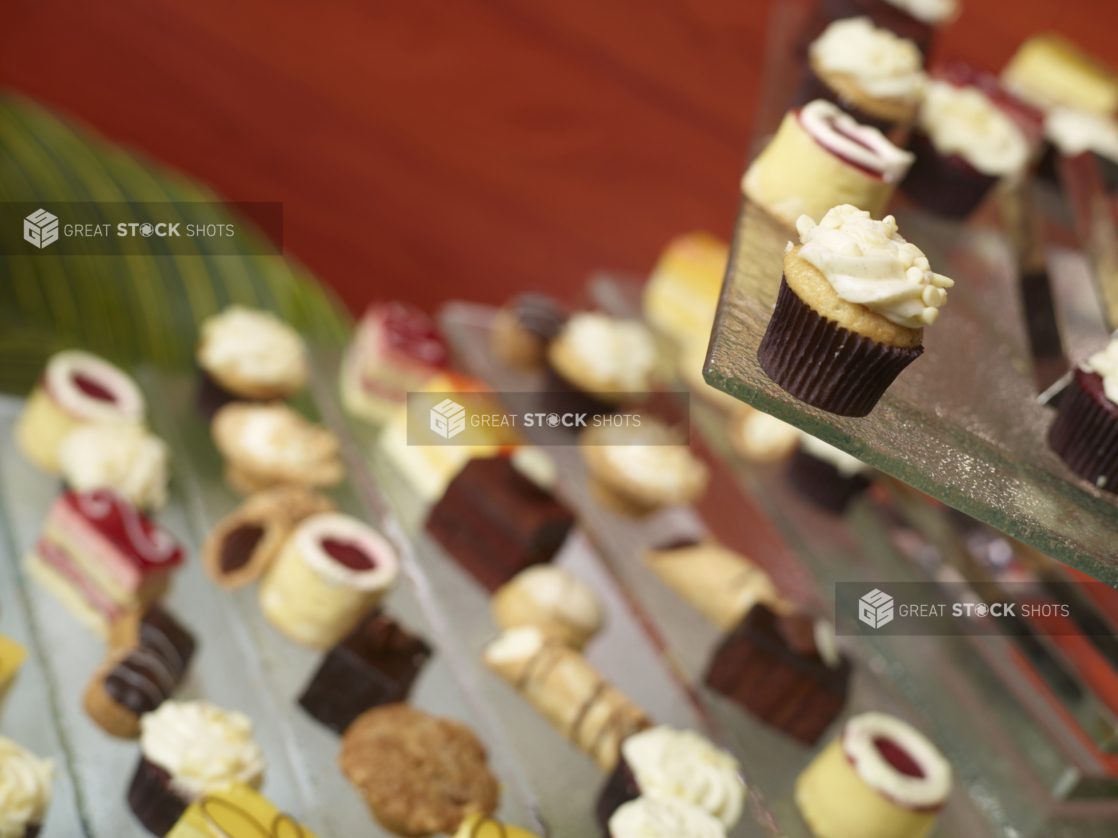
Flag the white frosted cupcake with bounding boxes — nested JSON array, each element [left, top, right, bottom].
[[15, 350, 145, 474], [58, 424, 170, 511], [548, 313, 658, 404], [608, 796, 726, 838], [128, 700, 265, 836], [196, 306, 308, 402], [0, 737, 53, 838]]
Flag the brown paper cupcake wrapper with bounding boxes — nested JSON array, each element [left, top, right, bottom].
[[1049, 371, 1118, 492], [758, 276, 923, 417], [900, 131, 998, 219]]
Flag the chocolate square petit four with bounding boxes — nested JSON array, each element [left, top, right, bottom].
[[705, 604, 850, 745], [299, 611, 432, 734]]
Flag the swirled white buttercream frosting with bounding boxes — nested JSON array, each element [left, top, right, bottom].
[[882, 0, 960, 25], [608, 796, 726, 838], [622, 727, 745, 828], [918, 80, 1029, 177], [794, 205, 954, 328], [140, 701, 265, 798], [559, 313, 656, 392], [800, 99, 914, 182], [58, 424, 170, 510], [1082, 338, 1118, 405], [810, 17, 926, 101], [197, 306, 308, 390], [0, 738, 52, 838], [1045, 107, 1118, 163]]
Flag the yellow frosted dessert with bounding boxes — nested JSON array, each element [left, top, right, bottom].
[[453, 813, 542, 838], [0, 633, 28, 706], [642, 232, 729, 347], [166, 783, 320, 838]]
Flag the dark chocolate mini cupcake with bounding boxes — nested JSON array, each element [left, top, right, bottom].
[[1050, 349, 1118, 492], [758, 207, 951, 417], [299, 611, 432, 734], [788, 434, 873, 513], [129, 701, 264, 836], [490, 293, 567, 372], [706, 604, 851, 745], [900, 79, 1029, 218]]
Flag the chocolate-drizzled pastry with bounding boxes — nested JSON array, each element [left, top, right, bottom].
[[705, 604, 850, 745], [484, 626, 651, 771], [84, 606, 196, 738], [490, 294, 567, 372], [202, 486, 336, 589], [299, 611, 432, 734]]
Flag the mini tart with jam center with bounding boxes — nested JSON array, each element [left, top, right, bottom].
[[758, 205, 953, 417]]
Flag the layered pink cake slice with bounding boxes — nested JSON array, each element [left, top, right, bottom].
[[24, 489, 183, 636]]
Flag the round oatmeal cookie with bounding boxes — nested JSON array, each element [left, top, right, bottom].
[[339, 704, 500, 837]]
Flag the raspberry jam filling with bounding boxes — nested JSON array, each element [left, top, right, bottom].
[[322, 538, 377, 571], [874, 737, 925, 778], [73, 372, 118, 403], [798, 108, 887, 180]]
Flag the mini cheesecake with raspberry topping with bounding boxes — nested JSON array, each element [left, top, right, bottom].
[[259, 513, 399, 648], [743, 99, 913, 229], [796, 712, 952, 838], [15, 349, 146, 473], [340, 301, 450, 424]]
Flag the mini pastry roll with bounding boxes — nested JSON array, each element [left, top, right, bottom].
[[484, 626, 651, 771], [796, 712, 952, 838], [15, 349, 146, 474], [642, 541, 788, 631], [492, 566, 604, 650], [259, 513, 399, 649], [84, 605, 197, 738], [202, 486, 336, 589]]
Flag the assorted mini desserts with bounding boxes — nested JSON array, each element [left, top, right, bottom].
[[58, 423, 171, 512], [796, 17, 926, 133], [195, 306, 308, 419], [0, 736, 53, 838], [743, 98, 914, 228], [340, 301, 450, 424], [338, 704, 499, 837], [24, 489, 185, 636], [489, 293, 567, 372], [484, 625, 650, 771], [643, 538, 786, 631], [596, 725, 745, 831], [547, 312, 658, 408], [795, 711, 952, 838], [165, 783, 320, 838], [299, 611, 432, 734], [580, 419, 710, 517], [15, 349, 146, 474], [491, 565, 604, 650], [211, 403, 345, 495], [1049, 337, 1118, 492], [607, 795, 727, 838], [201, 485, 336, 589], [83, 605, 197, 738], [426, 450, 576, 591], [129, 700, 265, 837], [758, 206, 953, 417], [706, 604, 851, 745], [900, 78, 1030, 217], [259, 512, 399, 648]]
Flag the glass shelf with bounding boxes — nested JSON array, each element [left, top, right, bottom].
[[705, 198, 1118, 587]]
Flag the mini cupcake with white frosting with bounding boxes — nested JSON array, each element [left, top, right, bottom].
[[195, 305, 308, 418], [797, 16, 926, 132], [58, 424, 171, 511], [259, 513, 399, 648], [547, 313, 657, 406], [596, 726, 745, 831], [1049, 337, 1118, 492], [608, 795, 726, 838], [757, 205, 953, 417], [0, 737, 53, 838], [15, 349, 146, 474], [800, 0, 959, 59], [901, 79, 1030, 217], [796, 711, 952, 838], [127, 700, 265, 837]]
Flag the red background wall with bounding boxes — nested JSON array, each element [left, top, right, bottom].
[[1, 0, 1115, 315]]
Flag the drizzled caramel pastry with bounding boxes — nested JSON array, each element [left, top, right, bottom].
[[202, 487, 336, 589], [339, 704, 499, 837], [166, 783, 320, 838], [259, 513, 399, 649], [84, 605, 197, 738], [211, 404, 345, 495], [484, 626, 651, 771]]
